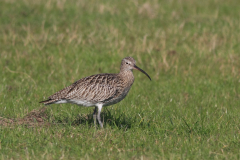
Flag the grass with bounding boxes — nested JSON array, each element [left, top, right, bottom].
[[0, 0, 240, 159]]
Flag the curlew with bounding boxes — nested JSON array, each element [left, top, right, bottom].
[[40, 57, 151, 128]]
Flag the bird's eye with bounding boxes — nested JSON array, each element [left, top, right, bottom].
[[126, 62, 128, 65]]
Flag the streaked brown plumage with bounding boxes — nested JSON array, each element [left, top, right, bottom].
[[40, 57, 151, 128]]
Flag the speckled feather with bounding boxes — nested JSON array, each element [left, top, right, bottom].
[[41, 72, 133, 106]]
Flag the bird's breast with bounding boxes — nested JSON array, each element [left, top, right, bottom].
[[103, 85, 132, 107]]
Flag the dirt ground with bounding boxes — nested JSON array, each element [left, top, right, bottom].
[[0, 107, 51, 127]]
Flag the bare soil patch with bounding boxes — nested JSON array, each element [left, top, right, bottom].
[[0, 107, 51, 127]]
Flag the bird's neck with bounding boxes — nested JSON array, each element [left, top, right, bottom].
[[118, 69, 135, 86]]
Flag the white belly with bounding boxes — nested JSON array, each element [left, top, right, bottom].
[[54, 99, 95, 107]]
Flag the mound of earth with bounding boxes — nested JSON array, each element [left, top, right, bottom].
[[0, 107, 50, 127]]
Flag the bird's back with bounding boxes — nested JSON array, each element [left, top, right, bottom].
[[40, 73, 134, 106]]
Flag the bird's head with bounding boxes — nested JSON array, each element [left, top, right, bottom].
[[121, 57, 151, 80]]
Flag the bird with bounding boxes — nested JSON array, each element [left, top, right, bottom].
[[40, 57, 151, 128]]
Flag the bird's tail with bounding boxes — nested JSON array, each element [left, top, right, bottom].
[[39, 99, 58, 105]]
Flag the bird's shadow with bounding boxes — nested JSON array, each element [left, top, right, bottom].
[[62, 109, 134, 130]]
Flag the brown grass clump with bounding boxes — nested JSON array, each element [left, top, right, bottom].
[[0, 107, 50, 127]]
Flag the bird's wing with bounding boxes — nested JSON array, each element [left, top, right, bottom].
[[49, 73, 122, 103]]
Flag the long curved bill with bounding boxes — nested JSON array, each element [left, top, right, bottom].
[[133, 65, 151, 80]]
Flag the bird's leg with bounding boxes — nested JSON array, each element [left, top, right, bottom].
[[96, 104, 103, 128], [93, 107, 97, 126]]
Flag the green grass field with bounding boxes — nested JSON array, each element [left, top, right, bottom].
[[1, 0, 240, 159]]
